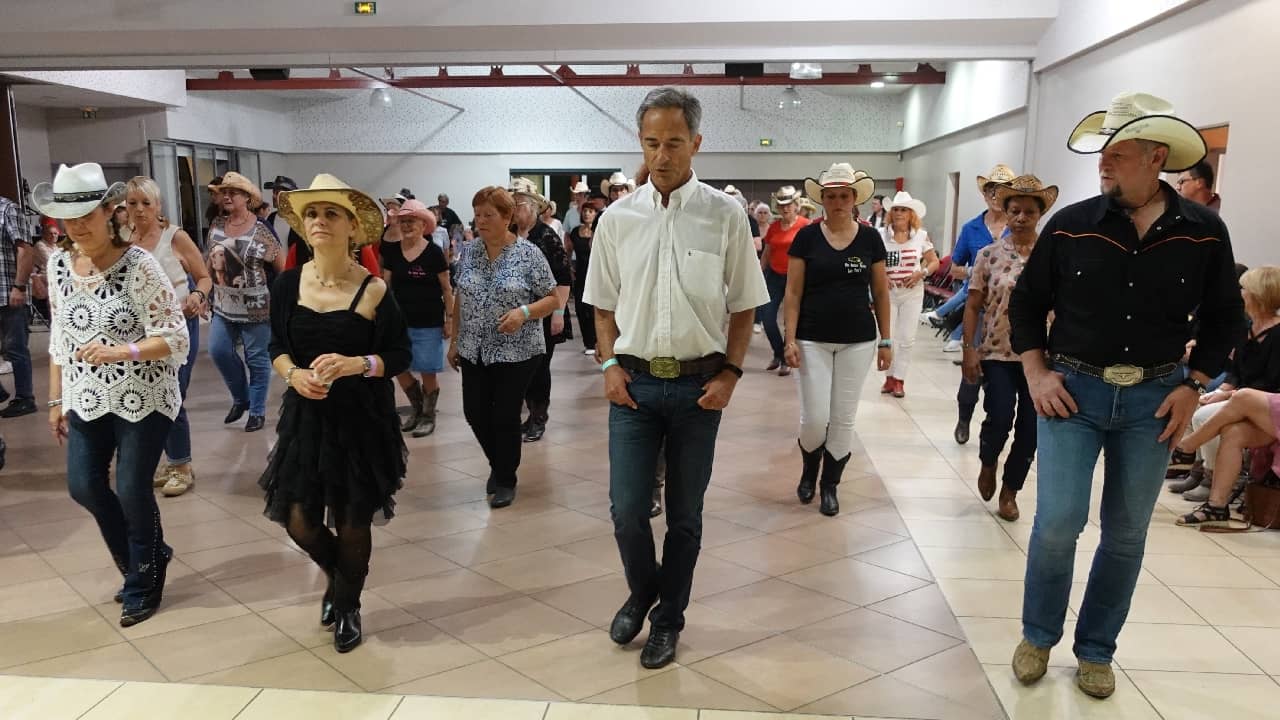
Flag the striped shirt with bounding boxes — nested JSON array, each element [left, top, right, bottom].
[[881, 228, 934, 288]]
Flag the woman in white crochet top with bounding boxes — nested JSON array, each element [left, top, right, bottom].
[[35, 163, 189, 629]]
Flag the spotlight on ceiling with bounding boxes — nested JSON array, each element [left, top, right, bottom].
[[369, 87, 392, 108], [789, 62, 822, 80], [777, 85, 802, 110], [870, 81, 886, 89]]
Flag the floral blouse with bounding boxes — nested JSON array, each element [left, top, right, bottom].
[[970, 238, 1030, 363], [454, 239, 556, 365], [48, 246, 190, 422]]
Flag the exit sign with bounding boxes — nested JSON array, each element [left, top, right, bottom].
[[354, 2, 377, 14], [759, 138, 773, 147]]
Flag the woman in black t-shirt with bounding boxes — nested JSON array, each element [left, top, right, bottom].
[[782, 164, 893, 516], [381, 200, 453, 438]]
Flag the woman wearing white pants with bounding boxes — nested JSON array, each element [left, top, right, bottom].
[[879, 192, 938, 398], [783, 164, 892, 516]]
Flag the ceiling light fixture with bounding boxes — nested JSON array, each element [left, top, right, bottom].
[[369, 87, 392, 108], [789, 62, 822, 80], [870, 81, 886, 89], [778, 85, 802, 110]]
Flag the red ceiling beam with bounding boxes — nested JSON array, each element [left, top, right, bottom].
[[186, 66, 945, 91]]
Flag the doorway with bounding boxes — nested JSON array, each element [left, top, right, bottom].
[[510, 170, 619, 224], [942, 172, 960, 255]]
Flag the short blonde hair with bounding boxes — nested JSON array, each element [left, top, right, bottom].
[[1240, 267, 1280, 314]]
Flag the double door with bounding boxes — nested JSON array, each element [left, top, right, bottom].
[[148, 141, 260, 249]]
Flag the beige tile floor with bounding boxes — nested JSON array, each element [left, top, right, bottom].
[[1, 323, 1278, 718]]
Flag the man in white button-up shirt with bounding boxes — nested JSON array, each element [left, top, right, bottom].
[[584, 87, 768, 671]]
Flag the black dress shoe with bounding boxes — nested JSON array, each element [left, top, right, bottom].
[[954, 420, 970, 445], [489, 486, 516, 508], [609, 596, 655, 645], [244, 415, 266, 432], [334, 608, 363, 653], [649, 485, 663, 518], [640, 628, 679, 669], [485, 474, 496, 495], [224, 402, 248, 424], [523, 422, 546, 443], [320, 573, 336, 627], [0, 398, 36, 418]]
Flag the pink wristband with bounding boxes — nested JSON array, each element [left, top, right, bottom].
[[128, 343, 140, 361]]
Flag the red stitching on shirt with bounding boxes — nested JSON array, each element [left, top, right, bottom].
[[1051, 230, 1127, 252], [1141, 236, 1221, 252]]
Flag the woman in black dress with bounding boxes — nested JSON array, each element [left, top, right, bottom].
[[261, 174, 410, 653], [567, 203, 599, 354]]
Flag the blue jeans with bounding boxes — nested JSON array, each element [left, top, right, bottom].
[[762, 269, 787, 361], [979, 360, 1036, 491], [66, 410, 173, 607], [164, 313, 200, 464], [935, 283, 969, 341], [1022, 365, 1180, 663], [208, 314, 271, 416], [609, 371, 722, 631], [0, 305, 33, 399]]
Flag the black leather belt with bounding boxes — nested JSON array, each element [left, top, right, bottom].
[[617, 354, 725, 380], [1052, 354, 1179, 387]]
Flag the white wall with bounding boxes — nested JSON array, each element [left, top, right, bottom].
[[1029, 0, 1275, 265], [901, 111, 1029, 253], [1035, 0, 1204, 70], [900, 61, 1030, 150], [45, 108, 167, 169], [167, 94, 292, 152], [15, 105, 51, 187]]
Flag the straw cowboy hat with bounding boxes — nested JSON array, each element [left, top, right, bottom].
[[569, 181, 590, 195], [770, 185, 802, 213], [804, 163, 875, 205], [992, 175, 1060, 214], [509, 177, 550, 214], [886, 190, 927, 219], [976, 163, 1018, 195], [1068, 92, 1207, 172], [600, 172, 635, 194], [278, 174, 384, 246], [210, 172, 262, 207], [389, 198, 437, 225], [31, 163, 126, 220]]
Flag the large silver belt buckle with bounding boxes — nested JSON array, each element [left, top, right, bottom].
[[649, 357, 681, 380], [1102, 364, 1143, 387]]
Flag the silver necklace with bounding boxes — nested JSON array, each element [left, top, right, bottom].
[[313, 261, 354, 289]]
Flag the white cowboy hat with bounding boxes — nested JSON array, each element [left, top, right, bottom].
[[278, 174, 384, 247], [31, 163, 126, 220], [991, 175, 1060, 214], [722, 184, 742, 196], [886, 190, 927, 219], [601, 172, 635, 194], [804, 163, 875, 205], [976, 163, 1018, 195], [509, 177, 550, 214], [569, 181, 590, 195], [1068, 92, 1207, 172], [770, 185, 802, 213]]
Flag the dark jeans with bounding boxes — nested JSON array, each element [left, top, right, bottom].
[[958, 379, 980, 423], [164, 313, 200, 464], [462, 355, 541, 489], [762, 269, 787, 361], [574, 282, 597, 351], [66, 410, 173, 607], [0, 305, 33, 399], [609, 371, 722, 631], [525, 324, 557, 424], [978, 360, 1036, 491]]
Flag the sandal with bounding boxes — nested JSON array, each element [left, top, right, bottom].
[[1176, 502, 1231, 526]]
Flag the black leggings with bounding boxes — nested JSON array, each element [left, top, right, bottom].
[[285, 503, 372, 610]]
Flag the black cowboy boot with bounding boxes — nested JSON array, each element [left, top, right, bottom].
[[819, 450, 851, 517], [797, 441, 823, 504], [120, 545, 172, 627], [332, 571, 365, 653]]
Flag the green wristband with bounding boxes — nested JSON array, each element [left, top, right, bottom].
[[600, 358, 619, 372], [520, 305, 530, 319]]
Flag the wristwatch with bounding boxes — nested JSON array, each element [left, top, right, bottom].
[[1181, 377, 1207, 394], [722, 363, 744, 379], [877, 339, 893, 348]]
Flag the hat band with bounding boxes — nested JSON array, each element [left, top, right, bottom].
[[52, 189, 107, 203]]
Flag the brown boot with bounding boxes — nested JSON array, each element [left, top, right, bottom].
[[997, 485, 1020, 522], [978, 465, 997, 502]]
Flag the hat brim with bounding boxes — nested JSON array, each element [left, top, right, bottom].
[[30, 181, 125, 220], [389, 207, 435, 224], [804, 176, 875, 205], [992, 184, 1060, 214], [278, 188, 385, 247], [511, 191, 550, 214], [1067, 111, 1207, 172], [976, 174, 1015, 196], [887, 198, 927, 220]]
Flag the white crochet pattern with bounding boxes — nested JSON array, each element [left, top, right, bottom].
[[47, 246, 190, 422]]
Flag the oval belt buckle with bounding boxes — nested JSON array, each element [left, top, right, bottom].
[[649, 357, 681, 379], [1102, 364, 1143, 387]]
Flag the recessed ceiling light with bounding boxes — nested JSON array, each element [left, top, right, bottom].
[[870, 81, 886, 89]]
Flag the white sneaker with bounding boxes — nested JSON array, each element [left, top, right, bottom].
[[0, 361, 11, 374], [753, 323, 763, 334], [942, 339, 963, 353], [583, 349, 596, 356], [919, 311, 940, 327]]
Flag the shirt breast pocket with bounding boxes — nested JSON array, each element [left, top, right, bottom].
[[678, 249, 725, 301]]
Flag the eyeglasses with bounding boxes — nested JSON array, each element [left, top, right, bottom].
[[1175, 177, 1199, 187]]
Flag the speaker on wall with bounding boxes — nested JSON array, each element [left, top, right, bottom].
[[724, 63, 764, 77], [249, 68, 290, 81]]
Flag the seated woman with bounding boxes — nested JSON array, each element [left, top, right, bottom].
[[1175, 266, 1280, 525]]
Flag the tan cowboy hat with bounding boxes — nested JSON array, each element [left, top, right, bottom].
[[278, 174, 384, 246], [992, 175, 1060, 214], [210, 171, 262, 207], [976, 163, 1018, 195], [886, 190, 927, 219], [1068, 92, 1207, 172], [804, 163, 875, 205], [600, 172, 635, 194], [30, 163, 125, 220], [509, 177, 550, 213], [770, 185, 802, 213]]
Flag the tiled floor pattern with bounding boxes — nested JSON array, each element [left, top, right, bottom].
[[0, 324, 1278, 718]]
